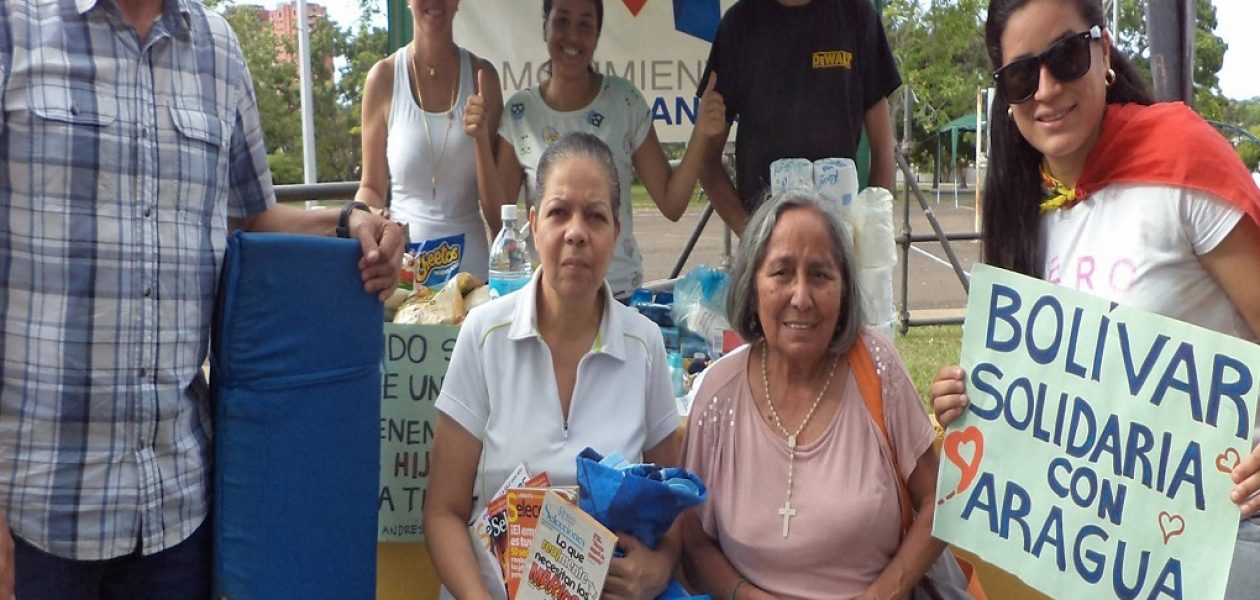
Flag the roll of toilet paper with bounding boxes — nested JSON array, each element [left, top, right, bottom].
[[851, 187, 897, 269], [813, 158, 859, 217], [840, 220, 855, 250], [859, 266, 897, 327], [769, 158, 814, 194]]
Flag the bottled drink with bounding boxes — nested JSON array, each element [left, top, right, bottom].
[[488, 204, 531, 298], [668, 351, 685, 398]]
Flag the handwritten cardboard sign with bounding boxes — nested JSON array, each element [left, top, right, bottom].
[[378, 323, 459, 542], [933, 265, 1259, 600]]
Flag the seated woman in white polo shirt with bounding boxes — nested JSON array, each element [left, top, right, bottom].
[[424, 132, 682, 600]]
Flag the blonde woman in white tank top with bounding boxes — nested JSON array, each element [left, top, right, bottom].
[[355, 0, 504, 280]]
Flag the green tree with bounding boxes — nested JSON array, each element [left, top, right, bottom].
[[220, 0, 389, 184], [224, 4, 302, 182], [885, 0, 1238, 172], [342, 0, 389, 111], [1223, 98, 1260, 128], [302, 17, 357, 181], [1190, 0, 1227, 120], [268, 148, 305, 184], [884, 0, 990, 176], [1111, 0, 1229, 120], [339, 1, 390, 176], [1236, 124, 1260, 171]]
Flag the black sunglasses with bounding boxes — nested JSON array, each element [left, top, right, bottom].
[[993, 26, 1103, 104]]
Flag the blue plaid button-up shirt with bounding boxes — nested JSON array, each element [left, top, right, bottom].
[[0, 0, 274, 559]]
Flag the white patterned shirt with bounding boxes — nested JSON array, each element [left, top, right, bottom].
[[499, 75, 652, 296]]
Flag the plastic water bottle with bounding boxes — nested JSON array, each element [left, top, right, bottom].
[[488, 204, 531, 298], [668, 351, 685, 398]]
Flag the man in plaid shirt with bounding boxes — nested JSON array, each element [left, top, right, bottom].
[[0, 0, 403, 596]]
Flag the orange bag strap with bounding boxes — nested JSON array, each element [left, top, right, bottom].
[[850, 336, 989, 600], [848, 336, 914, 537]]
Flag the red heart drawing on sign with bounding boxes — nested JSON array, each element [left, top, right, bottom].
[[1158, 511, 1185, 544], [622, 0, 647, 16], [942, 425, 984, 495], [1216, 448, 1242, 475]]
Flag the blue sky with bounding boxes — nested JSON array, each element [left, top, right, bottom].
[[273, 0, 1258, 101]]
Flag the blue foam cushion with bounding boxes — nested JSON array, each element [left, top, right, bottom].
[[211, 232, 382, 600]]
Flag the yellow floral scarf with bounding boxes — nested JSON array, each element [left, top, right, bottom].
[[1039, 163, 1080, 213]]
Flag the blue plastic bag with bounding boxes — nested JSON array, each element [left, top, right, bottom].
[[575, 448, 710, 599], [671, 266, 730, 358]]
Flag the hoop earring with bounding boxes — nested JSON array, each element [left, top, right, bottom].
[[1105, 68, 1117, 87]]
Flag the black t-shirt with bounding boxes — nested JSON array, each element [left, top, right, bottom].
[[699, 0, 902, 210]]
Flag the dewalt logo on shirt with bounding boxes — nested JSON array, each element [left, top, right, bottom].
[[812, 50, 854, 69]]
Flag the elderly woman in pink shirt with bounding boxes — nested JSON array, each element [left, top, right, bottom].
[[679, 190, 945, 600]]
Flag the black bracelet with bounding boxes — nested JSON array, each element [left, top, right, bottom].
[[337, 201, 370, 238]]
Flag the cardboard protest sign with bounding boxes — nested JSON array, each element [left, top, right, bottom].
[[378, 323, 459, 542], [933, 265, 1258, 600]]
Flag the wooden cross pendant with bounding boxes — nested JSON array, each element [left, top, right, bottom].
[[778, 500, 797, 537]]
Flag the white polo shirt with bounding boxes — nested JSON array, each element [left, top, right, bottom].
[[436, 270, 678, 598], [437, 268, 678, 500]]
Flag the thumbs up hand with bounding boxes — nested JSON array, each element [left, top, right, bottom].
[[464, 68, 491, 142], [696, 71, 726, 139]]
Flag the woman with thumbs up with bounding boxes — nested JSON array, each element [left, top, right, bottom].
[[356, 0, 502, 279], [465, 0, 728, 300]]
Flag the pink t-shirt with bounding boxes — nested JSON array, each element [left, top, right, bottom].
[[682, 332, 935, 600]]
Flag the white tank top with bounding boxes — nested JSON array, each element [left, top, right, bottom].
[[386, 45, 489, 279]]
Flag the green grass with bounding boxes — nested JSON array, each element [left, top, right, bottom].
[[629, 183, 709, 211], [892, 325, 964, 407]]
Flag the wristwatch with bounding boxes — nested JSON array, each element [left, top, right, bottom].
[[337, 201, 370, 238]]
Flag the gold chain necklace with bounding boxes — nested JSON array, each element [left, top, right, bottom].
[[761, 341, 839, 538], [410, 43, 458, 201]]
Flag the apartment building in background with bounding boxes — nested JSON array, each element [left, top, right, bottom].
[[235, 2, 334, 72]]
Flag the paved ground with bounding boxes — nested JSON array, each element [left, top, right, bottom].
[[634, 184, 982, 318]]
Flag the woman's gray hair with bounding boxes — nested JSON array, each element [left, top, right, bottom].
[[534, 132, 621, 224], [726, 189, 864, 354]]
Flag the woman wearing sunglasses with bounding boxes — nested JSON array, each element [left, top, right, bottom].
[[930, 0, 1260, 595]]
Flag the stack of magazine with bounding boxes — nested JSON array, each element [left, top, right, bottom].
[[469, 464, 618, 600]]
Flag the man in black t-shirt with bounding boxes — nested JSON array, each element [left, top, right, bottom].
[[694, 0, 902, 234]]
